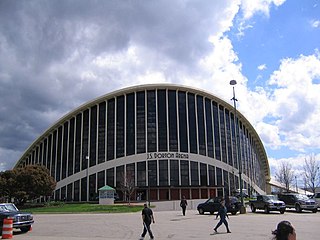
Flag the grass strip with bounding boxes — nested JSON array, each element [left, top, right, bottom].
[[23, 203, 144, 214]]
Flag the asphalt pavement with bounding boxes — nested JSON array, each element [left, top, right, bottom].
[[8, 206, 320, 240]]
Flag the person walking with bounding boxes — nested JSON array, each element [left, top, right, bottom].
[[213, 199, 231, 233], [180, 195, 188, 216], [272, 221, 296, 240], [140, 203, 155, 240]]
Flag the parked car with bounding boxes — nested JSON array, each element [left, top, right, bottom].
[[234, 189, 249, 198], [249, 195, 286, 214], [278, 193, 318, 213], [312, 192, 320, 207], [0, 203, 34, 233], [197, 196, 241, 215]]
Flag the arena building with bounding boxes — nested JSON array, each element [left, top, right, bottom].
[[14, 84, 270, 202]]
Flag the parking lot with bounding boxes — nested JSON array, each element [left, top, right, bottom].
[[8, 207, 320, 240]]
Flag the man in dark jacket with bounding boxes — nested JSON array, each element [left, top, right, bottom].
[[140, 203, 155, 240], [180, 195, 188, 216], [214, 199, 231, 233]]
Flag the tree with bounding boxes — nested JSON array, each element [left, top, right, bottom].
[[275, 161, 295, 191], [0, 169, 19, 202], [303, 154, 320, 194], [118, 171, 136, 205], [0, 165, 56, 204]]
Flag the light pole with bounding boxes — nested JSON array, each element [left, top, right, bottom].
[[230, 80, 245, 213], [148, 169, 152, 207], [86, 155, 89, 202]]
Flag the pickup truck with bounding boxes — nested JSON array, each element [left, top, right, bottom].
[[312, 192, 320, 208], [0, 203, 34, 233], [249, 195, 286, 214]]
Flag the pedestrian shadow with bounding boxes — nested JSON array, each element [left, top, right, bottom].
[[170, 217, 191, 221], [210, 232, 229, 235]]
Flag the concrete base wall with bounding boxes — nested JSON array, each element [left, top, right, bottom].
[[152, 199, 205, 211]]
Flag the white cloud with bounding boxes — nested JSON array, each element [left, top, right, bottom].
[[256, 122, 282, 149], [311, 20, 320, 28], [267, 52, 320, 151], [241, 0, 286, 19], [258, 64, 267, 70]]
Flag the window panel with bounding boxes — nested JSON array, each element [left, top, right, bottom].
[[188, 93, 197, 153], [62, 122, 68, 179], [74, 113, 82, 173], [136, 91, 146, 154], [212, 102, 221, 160], [82, 110, 89, 170], [107, 99, 115, 160], [137, 161, 146, 187], [159, 160, 168, 186], [148, 160, 157, 187], [157, 90, 167, 152], [116, 96, 125, 158], [98, 102, 106, 164], [168, 90, 178, 152], [190, 161, 199, 186], [126, 93, 135, 155], [205, 99, 214, 158], [90, 105, 97, 166], [180, 160, 189, 186], [197, 95, 206, 155], [178, 92, 188, 152], [147, 90, 157, 152], [200, 163, 207, 186], [170, 160, 179, 186], [68, 118, 75, 176]]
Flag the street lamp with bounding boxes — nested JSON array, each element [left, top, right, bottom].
[[86, 155, 89, 202], [230, 80, 246, 214], [148, 169, 152, 207]]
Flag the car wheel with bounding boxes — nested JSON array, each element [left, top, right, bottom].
[[295, 204, 302, 213], [312, 209, 317, 213], [210, 211, 214, 215], [280, 210, 285, 214], [198, 208, 204, 215], [251, 204, 256, 213], [20, 226, 31, 233], [231, 211, 237, 215], [264, 205, 269, 214]]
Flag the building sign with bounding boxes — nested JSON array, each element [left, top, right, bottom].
[[146, 152, 189, 160]]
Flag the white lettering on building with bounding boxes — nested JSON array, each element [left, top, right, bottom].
[[146, 152, 189, 160]]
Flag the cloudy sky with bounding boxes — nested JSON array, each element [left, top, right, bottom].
[[0, 0, 319, 184]]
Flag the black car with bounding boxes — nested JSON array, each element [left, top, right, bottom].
[[278, 193, 318, 213], [197, 196, 241, 215], [0, 203, 34, 233]]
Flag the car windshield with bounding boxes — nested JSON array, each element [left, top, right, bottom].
[[206, 199, 214, 203], [0, 204, 18, 212], [0, 206, 9, 212], [265, 195, 278, 201], [296, 194, 310, 201], [229, 197, 239, 203]]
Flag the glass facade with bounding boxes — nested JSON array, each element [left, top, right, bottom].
[[16, 85, 269, 202]]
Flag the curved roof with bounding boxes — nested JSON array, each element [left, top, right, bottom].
[[15, 83, 270, 179]]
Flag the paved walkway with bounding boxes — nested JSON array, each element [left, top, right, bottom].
[[9, 207, 320, 240]]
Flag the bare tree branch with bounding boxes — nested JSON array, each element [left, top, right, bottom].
[[275, 161, 295, 191], [303, 154, 320, 194], [118, 171, 136, 205]]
